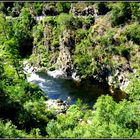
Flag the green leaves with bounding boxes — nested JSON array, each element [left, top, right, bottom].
[[0, 13, 12, 44], [0, 2, 140, 138], [109, 2, 132, 26], [0, 120, 27, 138], [124, 22, 140, 45], [56, 2, 71, 13], [46, 94, 140, 138], [125, 77, 140, 101], [56, 13, 81, 31], [130, 3, 140, 21], [46, 104, 86, 138]]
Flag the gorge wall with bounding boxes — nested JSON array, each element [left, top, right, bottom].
[[29, 2, 140, 97]]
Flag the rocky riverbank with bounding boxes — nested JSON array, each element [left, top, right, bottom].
[[23, 60, 70, 114], [45, 99, 69, 114]]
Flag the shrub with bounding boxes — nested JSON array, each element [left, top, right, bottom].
[[32, 24, 43, 44], [75, 29, 89, 43], [56, 13, 82, 31], [109, 2, 132, 26], [98, 28, 115, 46], [32, 2, 43, 16], [81, 16, 94, 25], [43, 16, 56, 26], [52, 39, 59, 48], [0, 120, 27, 138], [130, 3, 140, 21], [124, 22, 140, 45], [48, 66, 56, 71], [115, 45, 130, 59], [56, 2, 71, 13], [73, 37, 98, 79], [125, 77, 140, 101]]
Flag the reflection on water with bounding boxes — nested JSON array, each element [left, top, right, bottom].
[[27, 72, 108, 106]]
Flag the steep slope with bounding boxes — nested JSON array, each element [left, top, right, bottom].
[[29, 3, 139, 99]]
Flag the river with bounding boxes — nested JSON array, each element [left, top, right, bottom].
[[26, 70, 108, 106]]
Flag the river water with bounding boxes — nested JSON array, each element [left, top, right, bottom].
[[27, 71, 107, 106]]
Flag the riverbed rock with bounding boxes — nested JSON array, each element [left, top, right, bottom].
[[45, 99, 69, 114], [56, 99, 63, 103], [23, 60, 34, 74], [72, 72, 81, 82]]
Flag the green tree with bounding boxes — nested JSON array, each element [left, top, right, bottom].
[[12, 7, 36, 57], [0, 120, 27, 138], [56, 2, 71, 13], [109, 2, 132, 26], [125, 77, 140, 101], [0, 13, 11, 43]]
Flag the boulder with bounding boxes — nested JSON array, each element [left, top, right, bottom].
[[43, 6, 58, 16], [45, 99, 69, 114]]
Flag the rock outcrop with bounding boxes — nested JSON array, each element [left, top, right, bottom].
[[45, 99, 69, 114], [56, 30, 75, 77], [70, 5, 95, 16], [43, 5, 58, 16]]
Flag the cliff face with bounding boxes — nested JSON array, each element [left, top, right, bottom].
[[56, 29, 76, 76], [30, 2, 140, 94]]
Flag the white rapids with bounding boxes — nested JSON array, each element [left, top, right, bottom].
[[23, 61, 45, 83], [47, 70, 65, 78]]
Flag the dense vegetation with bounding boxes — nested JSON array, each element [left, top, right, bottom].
[[0, 2, 140, 138]]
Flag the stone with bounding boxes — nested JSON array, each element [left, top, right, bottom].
[[56, 33, 75, 77], [56, 99, 63, 103], [45, 98, 69, 115], [43, 6, 58, 16], [70, 6, 94, 16]]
